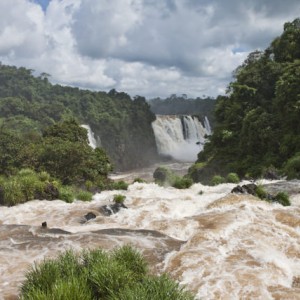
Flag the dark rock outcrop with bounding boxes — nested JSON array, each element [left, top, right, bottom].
[[231, 183, 257, 195], [100, 203, 127, 216], [84, 212, 97, 221]]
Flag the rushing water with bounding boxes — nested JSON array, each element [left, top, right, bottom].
[[81, 124, 98, 149], [0, 172, 300, 299]]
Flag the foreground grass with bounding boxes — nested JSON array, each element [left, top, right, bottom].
[[20, 245, 194, 300]]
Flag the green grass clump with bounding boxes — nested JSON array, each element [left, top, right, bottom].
[[17, 171, 44, 202], [255, 185, 267, 200], [133, 177, 146, 183], [20, 245, 195, 299], [76, 190, 93, 202], [38, 171, 51, 182], [58, 186, 75, 203], [284, 152, 300, 179], [226, 173, 240, 183], [112, 245, 148, 281], [113, 194, 126, 204], [211, 175, 226, 186], [153, 167, 175, 186], [110, 274, 195, 300], [172, 177, 193, 189], [274, 192, 291, 206], [1, 179, 24, 206], [111, 180, 128, 190]]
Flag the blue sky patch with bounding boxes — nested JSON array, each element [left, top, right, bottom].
[[34, 0, 50, 12]]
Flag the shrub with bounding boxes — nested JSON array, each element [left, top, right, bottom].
[[2, 179, 24, 206], [112, 245, 148, 280], [21, 250, 91, 300], [17, 168, 36, 177], [133, 177, 146, 183], [58, 186, 75, 203], [38, 171, 51, 182], [89, 255, 134, 298], [113, 194, 126, 204], [255, 185, 267, 199], [211, 175, 226, 186], [110, 274, 195, 300], [17, 173, 44, 202], [284, 153, 300, 179], [111, 180, 128, 190], [274, 192, 291, 206], [76, 190, 93, 202], [172, 177, 193, 189], [153, 167, 177, 186], [20, 245, 195, 299], [226, 173, 240, 183], [85, 180, 94, 191]]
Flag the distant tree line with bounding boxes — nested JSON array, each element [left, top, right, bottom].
[[148, 94, 216, 127]]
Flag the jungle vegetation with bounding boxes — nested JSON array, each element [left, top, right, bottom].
[[189, 18, 300, 182], [0, 65, 158, 171]]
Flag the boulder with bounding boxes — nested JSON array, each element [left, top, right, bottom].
[[264, 169, 281, 180], [84, 212, 97, 221], [100, 203, 127, 216], [231, 183, 257, 196]]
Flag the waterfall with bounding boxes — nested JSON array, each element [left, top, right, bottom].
[[81, 124, 98, 149], [152, 115, 211, 162]]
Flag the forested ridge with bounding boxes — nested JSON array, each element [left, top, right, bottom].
[[148, 94, 215, 127], [0, 65, 158, 171], [190, 18, 300, 182]]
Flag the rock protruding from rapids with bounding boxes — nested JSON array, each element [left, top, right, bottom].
[[231, 183, 276, 201], [231, 183, 257, 195], [84, 212, 97, 221], [99, 203, 128, 216]]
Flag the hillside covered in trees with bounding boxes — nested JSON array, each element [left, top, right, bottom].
[[148, 95, 216, 127], [0, 65, 158, 171], [190, 18, 300, 182]]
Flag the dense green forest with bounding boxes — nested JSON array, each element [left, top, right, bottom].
[[189, 18, 300, 183], [148, 94, 215, 126], [0, 65, 158, 171]]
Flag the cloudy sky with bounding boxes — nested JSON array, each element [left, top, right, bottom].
[[0, 0, 299, 98]]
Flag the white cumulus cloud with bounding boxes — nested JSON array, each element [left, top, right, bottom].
[[0, 0, 300, 98]]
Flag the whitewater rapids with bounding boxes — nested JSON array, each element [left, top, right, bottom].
[[0, 181, 300, 299]]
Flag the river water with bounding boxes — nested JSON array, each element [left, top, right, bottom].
[[0, 165, 300, 299]]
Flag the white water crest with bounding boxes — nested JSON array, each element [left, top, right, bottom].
[[1, 178, 300, 299], [152, 115, 211, 161], [81, 124, 98, 149]]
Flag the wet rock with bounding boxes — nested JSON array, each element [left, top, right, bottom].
[[264, 169, 281, 180], [100, 203, 128, 216], [231, 185, 247, 194], [243, 183, 257, 195], [42, 222, 47, 228], [292, 276, 300, 288], [231, 183, 257, 195], [84, 212, 97, 221], [263, 180, 300, 197]]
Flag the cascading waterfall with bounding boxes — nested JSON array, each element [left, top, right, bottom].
[[152, 115, 211, 161], [81, 124, 98, 149]]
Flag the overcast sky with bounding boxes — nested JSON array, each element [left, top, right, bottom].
[[0, 0, 299, 98]]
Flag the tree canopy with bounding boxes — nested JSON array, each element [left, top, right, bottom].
[[0, 65, 158, 170], [192, 18, 300, 180]]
